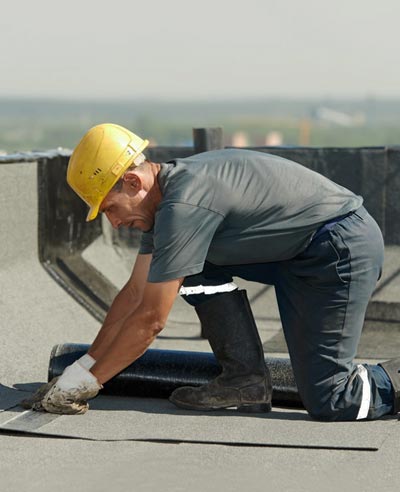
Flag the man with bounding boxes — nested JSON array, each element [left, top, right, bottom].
[[25, 123, 399, 420]]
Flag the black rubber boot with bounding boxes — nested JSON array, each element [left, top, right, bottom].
[[169, 290, 272, 413], [378, 358, 400, 414]]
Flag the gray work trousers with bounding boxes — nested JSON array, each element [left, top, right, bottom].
[[180, 206, 394, 421]]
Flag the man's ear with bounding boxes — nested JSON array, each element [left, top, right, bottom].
[[123, 170, 142, 190]]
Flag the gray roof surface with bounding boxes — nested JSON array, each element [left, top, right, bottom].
[[1, 159, 399, 492]]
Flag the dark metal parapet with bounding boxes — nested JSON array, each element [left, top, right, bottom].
[[2, 136, 400, 326], [0, 149, 71, 163]]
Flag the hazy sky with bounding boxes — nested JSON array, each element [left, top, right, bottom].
[[1, 0, 400, 100]]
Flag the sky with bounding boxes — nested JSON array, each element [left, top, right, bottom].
[[1, 0, 400, 101]]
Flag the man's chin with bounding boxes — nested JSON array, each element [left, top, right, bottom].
[[130, 220, 153, 232]]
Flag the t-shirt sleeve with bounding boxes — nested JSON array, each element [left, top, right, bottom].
[[147, 202, 224, 282]]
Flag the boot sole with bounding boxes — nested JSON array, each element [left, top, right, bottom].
[[237, 403, 271, 413], [169, 397, 271, 413]]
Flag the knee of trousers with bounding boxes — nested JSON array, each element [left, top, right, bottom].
[[302, 393, 360, 422], [305, 400, 346, 422], [298, 384, 337, 421], [300, 367, 370, 422]]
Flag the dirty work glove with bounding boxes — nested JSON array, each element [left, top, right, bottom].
[[21, 353, 96, 411], [40, 360, 102, 415], [20, 377, 60, 410]]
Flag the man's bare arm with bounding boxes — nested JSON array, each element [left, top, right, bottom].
[[88, 253, 152, 361], [91, 277, 183, 384]]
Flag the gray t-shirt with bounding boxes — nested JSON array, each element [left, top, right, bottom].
[[140, 149, 362, 282]]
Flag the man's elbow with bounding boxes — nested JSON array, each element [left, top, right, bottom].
[[136, 309, 166, 339], [147, 318, 165, 338]]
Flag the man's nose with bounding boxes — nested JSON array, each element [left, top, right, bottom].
[[106, 213, 121, 229], [111, 217, 122, 229]]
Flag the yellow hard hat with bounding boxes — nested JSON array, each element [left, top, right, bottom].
[[67, 123, 149, 221]]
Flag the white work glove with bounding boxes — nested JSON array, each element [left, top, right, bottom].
[[76, 353, 96, 370], [40, 359, 102, 415], [22, 353, 96, 411]]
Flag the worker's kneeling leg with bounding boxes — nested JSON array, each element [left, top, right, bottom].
[[275, 208, 394, 421], [300, 363, 394, 422]]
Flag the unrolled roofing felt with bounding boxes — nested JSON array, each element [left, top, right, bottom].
[[0, 391, 397, 450]]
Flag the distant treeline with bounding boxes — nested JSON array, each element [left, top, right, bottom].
[[1, 97, 400, 153]]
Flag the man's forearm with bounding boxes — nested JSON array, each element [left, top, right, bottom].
[[90, 308, 163, 384], [88, 284, 141, 361], [88, 254, 152, 361]]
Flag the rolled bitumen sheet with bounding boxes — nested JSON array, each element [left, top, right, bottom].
[[48, 343, 302, 407]]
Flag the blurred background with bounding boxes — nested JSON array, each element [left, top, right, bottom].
[[1, 0, 400, 153]]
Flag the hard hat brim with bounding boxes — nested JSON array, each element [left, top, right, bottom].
[[86, 203, 100, 222]]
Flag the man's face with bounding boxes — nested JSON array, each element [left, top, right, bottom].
[[99, 182, 154, 232]]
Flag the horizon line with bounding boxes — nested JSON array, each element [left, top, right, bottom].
[[1, 95, 400, 104]]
